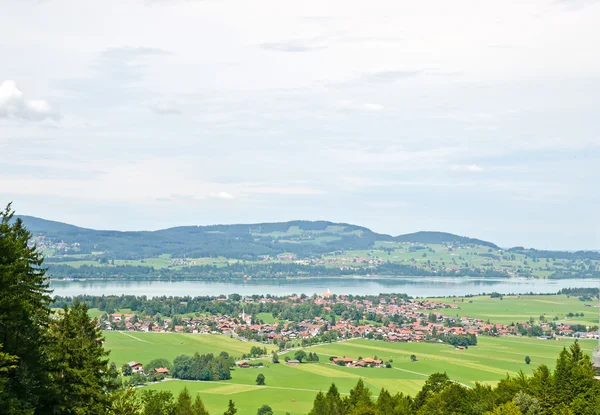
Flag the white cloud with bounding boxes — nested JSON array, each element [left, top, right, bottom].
[[209, 191, 234, 200], [149, 99, 181, 115], [450, 164, 485, 173], [0, 80, 60, 122]]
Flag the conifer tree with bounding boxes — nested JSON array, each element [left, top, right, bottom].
[[46, 302, 117, 413], [223, 400, 237, 415], [192, 395, 209, 415], [0, 204, 52, 412], [308, 392, 327, 415]]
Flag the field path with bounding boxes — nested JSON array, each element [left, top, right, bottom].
[[161, 378, 352, 395], [118, 332, 151, 343]]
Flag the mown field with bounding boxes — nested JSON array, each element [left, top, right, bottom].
[[104, 332, 597, 415], [428, 295, 600, 326], [104, 332, 259, 366]]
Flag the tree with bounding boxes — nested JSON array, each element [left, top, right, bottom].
[[45, 302, 118, 413], [122, 363, 133, 376], [110, 387, 143, 415], [525, 356, 531, 365], [145, 358, 172, 373], [411, 354, 418, 362], [272, 353, 279, 364], [294, 350, 307, 363], [256, 373, 265, 385], [174, 387, 194, 415], [141, 390, 175, 415], [223, 399, 237, 415], [484, 401, 523, 414], [257, 404, 273, 415], [192, 395, 209, 415], [0, 204, 52, 412]]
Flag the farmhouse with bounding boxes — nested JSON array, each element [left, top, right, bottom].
[[286, 359, 300, 366], [155, 368, 169, 374], [332, 357, 354, 366], [128, 361, 143, 373], [236, 361, 250, 368]]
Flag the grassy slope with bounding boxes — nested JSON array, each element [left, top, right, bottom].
[[122, 335, 596, 415], [427, 295, 599, 326], [104, 332, 262, 366]]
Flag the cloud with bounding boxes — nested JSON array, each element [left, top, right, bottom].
[[209, 191, 234, 200], [260, 40, 327, 53], [149, 99, 181, 115], [0, 80, 60, 122], [449, 164, 485, 173]]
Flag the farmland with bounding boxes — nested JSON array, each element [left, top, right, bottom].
[[104, 333, 597, 415], [427, 294, 600, 326]]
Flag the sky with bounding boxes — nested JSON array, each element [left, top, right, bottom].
[[0, 0, 599, 250]]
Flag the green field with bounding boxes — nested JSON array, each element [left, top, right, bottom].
[[110, 334, 597, 415], [428, 295, 600, 325], [104, 332, 266, 366]]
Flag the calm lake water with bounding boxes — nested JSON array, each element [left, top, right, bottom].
[[49, 277, 600, 298]]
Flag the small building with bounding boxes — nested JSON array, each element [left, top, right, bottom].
[[286, 359, 300, 366], [236, 361, 250, 368], [332, 357, 354, 367], [155, 368, 169, 375], [128, 361, 143, 373]]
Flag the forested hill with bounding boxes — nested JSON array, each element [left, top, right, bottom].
[[17, 215, 496, 260]]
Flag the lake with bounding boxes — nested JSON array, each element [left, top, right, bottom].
[[49, 277, 600, 298]]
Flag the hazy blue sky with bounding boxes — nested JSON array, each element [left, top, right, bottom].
[[1, 0, 599, 249]]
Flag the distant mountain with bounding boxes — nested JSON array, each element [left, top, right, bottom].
[[394, 231, 499, 249], [16, 215, 498, 260]]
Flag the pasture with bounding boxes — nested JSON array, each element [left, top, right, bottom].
[[427, 295, 599, 326], [121, 334, 597, 415], [104, 332, 259, 366]]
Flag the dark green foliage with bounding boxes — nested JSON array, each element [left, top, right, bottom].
[[141, 390, 176, 415], [45, 302, 118, 413], [172, 353, 231, 381], [223, 400, 237, 415], [294, 350, 307, 362], [145, 358, 172, 373], [0, 205, 52, 413], [525, 356, 531, 365], [256, 404, 273, 415], [256, 373, 265, 385]]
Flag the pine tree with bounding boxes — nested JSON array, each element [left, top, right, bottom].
[[223, 400, 237, 415], [325, 383, 344, 415], [0, 204, 52, 412], [192, 395, 209, 415], [46, 302, 118, 413], [175, 387, 194, 415], [308, 392, 327, 415]]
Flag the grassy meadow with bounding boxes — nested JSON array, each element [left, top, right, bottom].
[[427, 295, 600, 326], [104, 332, 258, 366], [104, 332, 597, 415]]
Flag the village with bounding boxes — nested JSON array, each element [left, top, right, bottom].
[[97, 291, 600, 346]]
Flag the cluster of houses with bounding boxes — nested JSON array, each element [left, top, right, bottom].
[[332, 357, 384, 368]]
